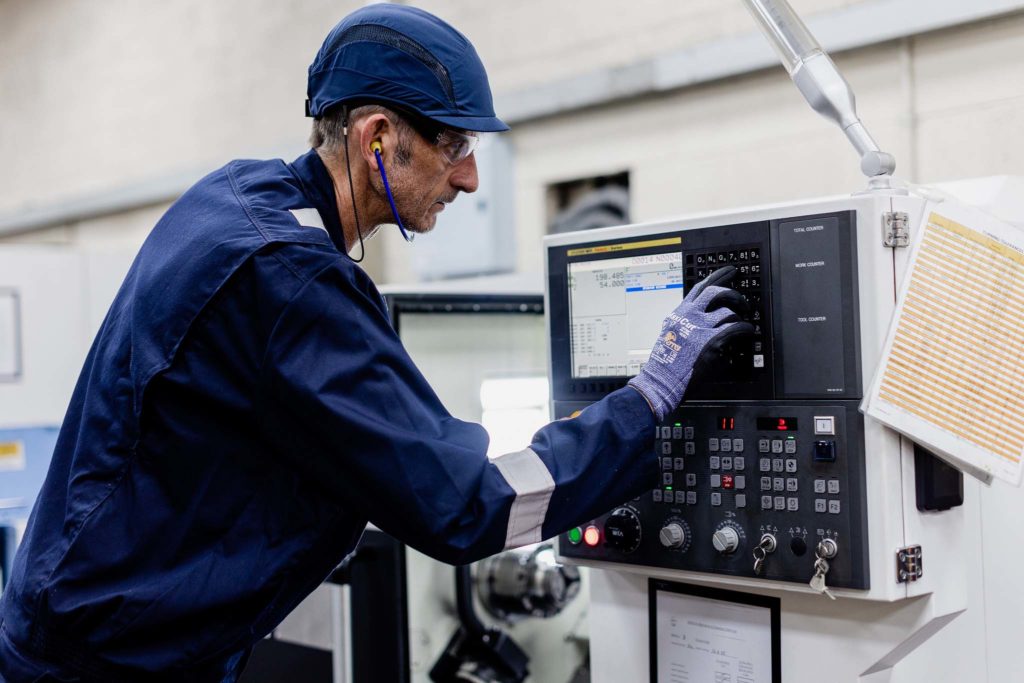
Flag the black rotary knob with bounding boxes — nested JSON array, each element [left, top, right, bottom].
[[603, 508, 642, 553]]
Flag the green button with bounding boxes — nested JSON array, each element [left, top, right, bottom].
[[567, 527, 583, 545]]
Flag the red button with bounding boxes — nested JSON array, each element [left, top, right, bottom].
[[583, 525, 601, 547], [722, 474, 735, 489]]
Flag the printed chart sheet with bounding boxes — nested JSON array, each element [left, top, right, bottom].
[[653, 589, 773, 683], [864, 200, 1024, 485]]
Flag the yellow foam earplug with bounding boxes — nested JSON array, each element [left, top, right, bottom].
[[370, 141, 382, 154]]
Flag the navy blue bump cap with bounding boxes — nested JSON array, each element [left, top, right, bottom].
[[306, 4, 509, 132]]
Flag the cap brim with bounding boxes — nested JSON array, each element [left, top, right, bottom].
[[428, 113, 510, 133]]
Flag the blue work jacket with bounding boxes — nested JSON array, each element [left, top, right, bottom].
[[0, 150, 657, 682]]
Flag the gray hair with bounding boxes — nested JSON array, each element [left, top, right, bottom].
[[310, 103, 413, 165]]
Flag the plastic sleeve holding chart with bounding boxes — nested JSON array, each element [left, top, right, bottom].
[[649, 580, 780, 683], [864, 200, 1024, 485]]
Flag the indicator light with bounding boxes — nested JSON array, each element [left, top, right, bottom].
[[567, 527, 583, 545], [583, 525, 601, 547]]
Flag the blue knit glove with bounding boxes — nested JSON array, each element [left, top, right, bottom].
[[628, 266, 753, 420]]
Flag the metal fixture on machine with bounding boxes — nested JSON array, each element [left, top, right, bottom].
[[476, 543, 582, 621]]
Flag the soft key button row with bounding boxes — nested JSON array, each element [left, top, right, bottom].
[[814, 499, 842, 514], [759, 438, 797, 453], [710, 474, 745, 490], [653, 489, 697, 505], [657, 425, 695, 440], [761, 496, 799, 511], [760, 458, 795, 473], [711, 456, 746, 471], [813, 479, 841, 494], [761, 477, 797, 492], [709, 438, 745, 453]]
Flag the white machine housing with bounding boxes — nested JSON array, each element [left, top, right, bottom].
[[542, 182, 1023, 681]]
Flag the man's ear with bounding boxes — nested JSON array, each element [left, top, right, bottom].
[[358, 114, 393, 170]]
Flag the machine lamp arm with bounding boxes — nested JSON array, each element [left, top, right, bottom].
[[742, 0, 898, 183]]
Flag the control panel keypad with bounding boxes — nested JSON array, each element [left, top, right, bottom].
[[686, 247, 764, 309], [650, 414, 844, 518], [684, 245, 767, 373], [587, 406, 863, 590], [650, 422, 702, 505]]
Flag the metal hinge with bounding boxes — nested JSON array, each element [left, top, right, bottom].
[[883, 211, 910, 247], [896, 545, 923, 583]]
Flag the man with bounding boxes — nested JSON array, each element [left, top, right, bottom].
[[0, 5, 749, 681]]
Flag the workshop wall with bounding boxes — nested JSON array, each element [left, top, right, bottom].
[[1, 1, 1022, 283]]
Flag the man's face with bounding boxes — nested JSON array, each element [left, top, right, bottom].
[[383, 126, 480, 234]]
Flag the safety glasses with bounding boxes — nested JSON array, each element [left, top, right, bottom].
[[393, 107, 482, 165], [433, 128, 480, 165]]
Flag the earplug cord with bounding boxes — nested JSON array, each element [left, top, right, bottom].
[[341, 106, 367, 263], [373, 146, 413, 243]]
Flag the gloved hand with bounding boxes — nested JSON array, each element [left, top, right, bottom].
[[628, 266, 754, 420]]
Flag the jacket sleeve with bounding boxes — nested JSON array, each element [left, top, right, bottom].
[[261, 263, 659, 564]]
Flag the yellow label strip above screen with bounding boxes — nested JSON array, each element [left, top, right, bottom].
[[566, 237, 681, 258]]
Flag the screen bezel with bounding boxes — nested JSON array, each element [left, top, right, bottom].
[[549, 235, 686, 399], [547, 220, 773, 402]]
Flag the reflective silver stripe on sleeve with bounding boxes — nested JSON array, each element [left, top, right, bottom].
[[491, 447, 557, 549], [289, 208, 328, 233]]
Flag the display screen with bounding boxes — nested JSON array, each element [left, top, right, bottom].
[[568, 252, 683, 378], [718, 416, 736, 431], [756, 417, 799, 431]]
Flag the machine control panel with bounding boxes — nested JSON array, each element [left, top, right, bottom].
[[560, 403, 868, 588], [548, 211, 870, 589]]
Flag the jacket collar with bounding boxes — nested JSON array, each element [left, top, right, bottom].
[[289, 149, 347, 254]]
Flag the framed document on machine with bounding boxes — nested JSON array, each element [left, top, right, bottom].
[[649, 579, 781, 683]]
